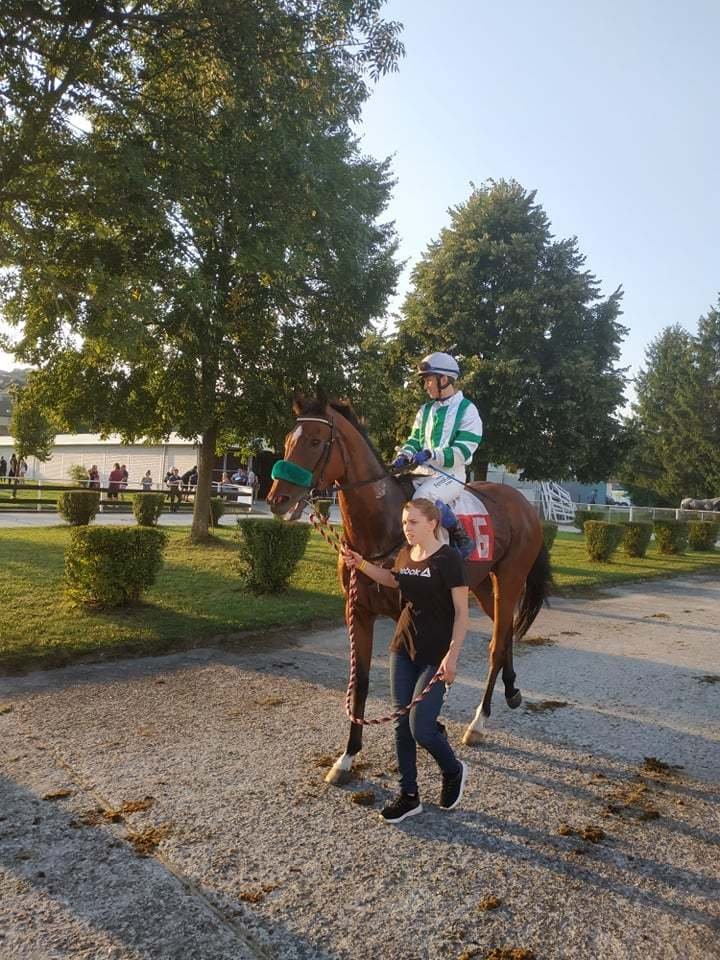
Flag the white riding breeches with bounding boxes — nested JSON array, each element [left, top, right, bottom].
[[411, 467, 466, 508]]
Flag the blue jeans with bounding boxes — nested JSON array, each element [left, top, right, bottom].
[[390, 647, 462, 796]]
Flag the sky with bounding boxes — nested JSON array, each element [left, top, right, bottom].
[[2, 0, 718, 407], [355, 0, 719, 402]]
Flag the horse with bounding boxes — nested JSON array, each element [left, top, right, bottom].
[[268, 392, 552, 785]]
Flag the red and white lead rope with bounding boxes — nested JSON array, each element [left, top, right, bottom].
[[307, 508, 443, 726]]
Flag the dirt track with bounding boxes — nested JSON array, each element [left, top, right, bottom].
[[1, 575, 719, 959]]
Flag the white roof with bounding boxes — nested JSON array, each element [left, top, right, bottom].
[[0, 432, 198, 447]]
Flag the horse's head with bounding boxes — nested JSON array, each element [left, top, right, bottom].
[[268, 391, 348, 519]]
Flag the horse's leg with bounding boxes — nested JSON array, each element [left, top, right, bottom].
[[325, 609, 376, 785], [502, 636, 522, 709], [463, 570, 524, 745]]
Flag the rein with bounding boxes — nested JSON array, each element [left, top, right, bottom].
[[305, 507, 442, 726]]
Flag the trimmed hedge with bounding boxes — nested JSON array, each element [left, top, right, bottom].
[[573, 509, 593, 532], [57, 490, 100, 526], [687, 520, 719, 551], [236, 518, 311, 592], [621, 521, 653, 558], [209, 496, 225, 526], [584, 520, 623, 562], [541, 521, 558, 552], [64, 525, 167, 607], [132, 493, 166, 527], [653, 519, 688, 555]]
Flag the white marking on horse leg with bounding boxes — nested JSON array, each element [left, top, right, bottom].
[[462, 706, 487, 745], [324, 752, 355, 784], [470, 705, 487, 730]]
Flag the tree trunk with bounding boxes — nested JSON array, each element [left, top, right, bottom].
[[190, 424, 217, 542], [474, 458, 489, 482]]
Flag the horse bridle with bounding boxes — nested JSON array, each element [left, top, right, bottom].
[[294, 416, 388, 494]]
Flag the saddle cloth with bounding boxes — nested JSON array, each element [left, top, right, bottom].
[[454, 488, 495, 562]]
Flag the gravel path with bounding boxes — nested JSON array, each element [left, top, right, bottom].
[[1, 576, 718, 959]]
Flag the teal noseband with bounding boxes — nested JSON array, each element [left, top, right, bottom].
[[271, 459, 314, 488]]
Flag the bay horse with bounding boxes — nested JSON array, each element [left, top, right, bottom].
[[268, 393, 552, 785]]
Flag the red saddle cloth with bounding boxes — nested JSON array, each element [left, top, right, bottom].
[[457, 511, 495, 562]]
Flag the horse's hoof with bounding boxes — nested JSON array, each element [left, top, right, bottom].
[[506, 690, 522, 709], [324, 766, 353, 786], [462, 728, 484, 746]]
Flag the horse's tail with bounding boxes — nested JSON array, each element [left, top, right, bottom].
[[514, 544, 553, 639]]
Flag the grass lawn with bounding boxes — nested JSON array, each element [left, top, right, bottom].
[[0, 525, 718, 674]]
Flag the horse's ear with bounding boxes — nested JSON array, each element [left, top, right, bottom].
[[292, 388, 305, 416], [315, 384, 328, 409]]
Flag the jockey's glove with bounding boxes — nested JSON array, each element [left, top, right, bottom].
[[410, 449, 432, 466], [391, 453, 411, 470]]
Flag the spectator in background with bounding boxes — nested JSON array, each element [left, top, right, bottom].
[[181, 465, 197, 501], [108, 462, 123, 500], [17, 457, 27, 483], [8, 453, 17, 479], [0, 456, 6, 483], [120, 464, 129, 498], [88, 465, 100, 489], [141, 470, 153, 491], [166, 467, 182, 512]]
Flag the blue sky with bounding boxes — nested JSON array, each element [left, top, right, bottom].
[[3, 0, 718, 408], [358, 0, 719, 402]]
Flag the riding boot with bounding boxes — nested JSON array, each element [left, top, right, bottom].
[[435, 499, 474, 559]]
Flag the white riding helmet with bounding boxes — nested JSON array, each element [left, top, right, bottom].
[[418, 352, 460, 380]]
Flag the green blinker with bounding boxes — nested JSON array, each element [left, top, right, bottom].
[[271, 459, 314, 488]]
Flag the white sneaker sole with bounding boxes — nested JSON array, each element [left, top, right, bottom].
[[381, 802, 424, 824], [441, 761, 468, 811]]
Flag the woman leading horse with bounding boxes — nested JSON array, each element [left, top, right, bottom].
[[268, 391, 552, 785]]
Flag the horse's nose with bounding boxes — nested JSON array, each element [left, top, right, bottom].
[[269, 493, 290, 508]]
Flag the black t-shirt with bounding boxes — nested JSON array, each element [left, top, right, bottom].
[[391, 544, 468, 666]]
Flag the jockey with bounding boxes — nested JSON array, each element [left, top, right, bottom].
[[392, 352, 483, 558]]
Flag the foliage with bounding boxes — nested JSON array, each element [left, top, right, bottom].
[[132, 493, 166, 527], [621, 522, 653, 558], [64, 525, 167, 608], [8, 384, 56, 462], [67, 464, 89, 485], [584, 520, 623, 562], [236, 519, 311, 592], [209, 497, 225, 527], [573, 509, 593, 532], [393, 180, 628, 481], [652, 520, 688, 555], [687, 520, 718, 552], [314, 499, 333, 520], [0, 1, 404, 542], [620, 307, 720, 503], [541, 522, 558, 552], [56, 490, 100, 526]]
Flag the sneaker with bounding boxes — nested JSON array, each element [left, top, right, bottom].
[[380, 793, 423, 824], [440, 761, 468, 810]]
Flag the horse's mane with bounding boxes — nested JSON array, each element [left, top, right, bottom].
[[299, 397, 388, 472]]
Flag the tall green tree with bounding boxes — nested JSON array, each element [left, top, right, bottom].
[[621, 308, 720, 503], [0, 1, 403, 539], [8, 382, 57, 464], [395, 180, 628, 482]]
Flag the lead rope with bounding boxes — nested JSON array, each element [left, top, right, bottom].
[[306, 506, 443, 726]]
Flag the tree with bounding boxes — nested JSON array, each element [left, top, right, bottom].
[[620, 308, 720, 503], [8, 383, 56, 463], [394, 180, 628, 482], [1, 0, 403, 539]]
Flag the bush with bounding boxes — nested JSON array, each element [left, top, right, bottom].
[[653, 519, 688, 555], [57, 490, 100, 526], [687, 520, 719, 551], [314, 499, 333, 520], [584, 520, 623, 562], [64, 525, 167, 607], [209, 496, 225, 526], [236, 518, 311, 592], [573, 509, 593, 532], [132, 492, 166, 527], [621, 522, 653, 558], [68, 463, 89, 485], [541, 521, 558, 552]]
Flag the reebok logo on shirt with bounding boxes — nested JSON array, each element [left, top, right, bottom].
[[397, 567, 432, 577]]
